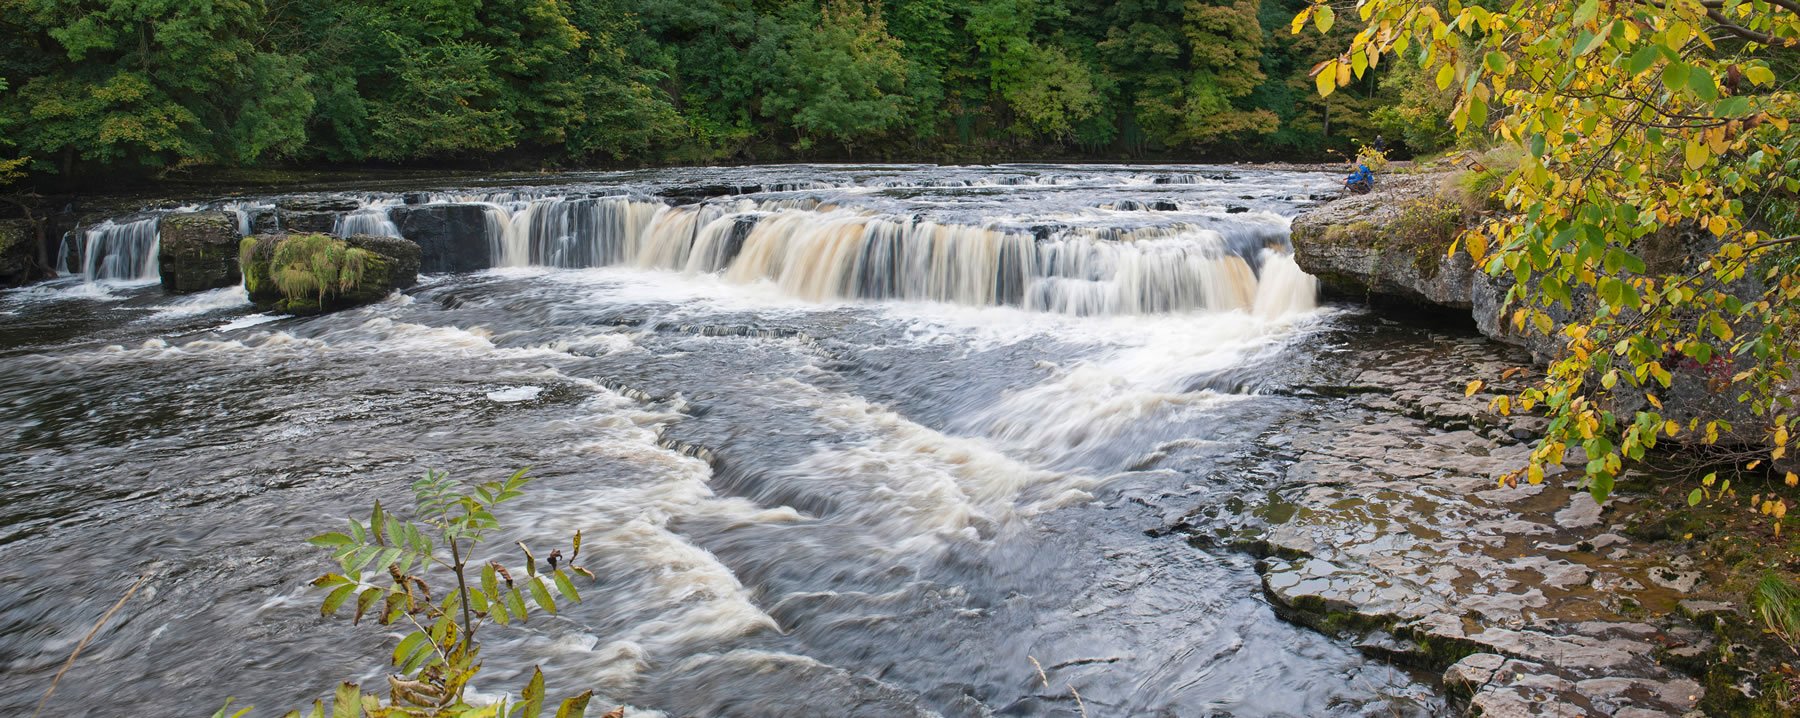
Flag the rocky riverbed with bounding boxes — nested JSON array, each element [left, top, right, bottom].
[[1162, 317, 1737, 716]]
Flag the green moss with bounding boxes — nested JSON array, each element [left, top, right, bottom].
[[241, 233, 390, 315]]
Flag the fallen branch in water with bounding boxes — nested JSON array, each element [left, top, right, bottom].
[[33, 572, 151, 718]]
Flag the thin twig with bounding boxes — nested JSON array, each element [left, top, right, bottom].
[[32, 572, 151, 718]]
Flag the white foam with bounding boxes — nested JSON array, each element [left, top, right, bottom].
[[486, 386, 543, 403]]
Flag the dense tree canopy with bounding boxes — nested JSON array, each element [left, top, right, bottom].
[[0, 0, 1430, 183]]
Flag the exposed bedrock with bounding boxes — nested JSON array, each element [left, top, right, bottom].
[[158, 211, 242, 293], [1164, 326, 1721, 716], [388, 204, 492, 273], [1290, 172, 1475, 310]]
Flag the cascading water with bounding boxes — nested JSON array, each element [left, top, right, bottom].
[[2, 166, 1451, 718], [77, 217, 161, 283], [336, 201, 402, 238], [455, 198, 1311, 316]]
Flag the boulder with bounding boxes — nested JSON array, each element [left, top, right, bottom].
[[157, 211, 241, 293], [1289, 172, 1474, 309], [0, 218, 42, 287], [389, 204, 492, 273], [240, 232, 420, 315]]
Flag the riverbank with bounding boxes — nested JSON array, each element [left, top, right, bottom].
[[1281, 171, 1800, 715]]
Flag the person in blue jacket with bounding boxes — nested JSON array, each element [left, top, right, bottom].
[[1344, 162, 1374, 193]]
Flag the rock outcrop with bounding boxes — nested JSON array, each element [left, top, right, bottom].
[[240, 232, 419, 314], [0, 218, 43, 287], [157, 211, 242, 293], [1289, 170, 1773, 445], [389, 204, 492, 273], [1290, 172, 1474, 309]]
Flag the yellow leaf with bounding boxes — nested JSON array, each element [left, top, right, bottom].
[[1665, 420, 1679, 436], [1316, 63, 1338, 97], [1785, 472, 1797, 487], [1685, 140, 1708, 170], [1708, 215, 1727, 236], [1436, 63, 1455, 90], [1465, 380, 1484, 396], [1527, 463, 1545, 485], [1315, 5, 1336, 33], [1336, 59, 1352, 87], [1647, 393, 1663, 409]]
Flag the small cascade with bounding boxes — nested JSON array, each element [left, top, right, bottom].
[[479, 197, 663, 268], [79, 217, 161, 283], [336, 201, 402, 238]]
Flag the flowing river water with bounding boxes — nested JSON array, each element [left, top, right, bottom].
[[0, 165, 1445, 716]]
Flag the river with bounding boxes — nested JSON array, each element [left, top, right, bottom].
[[0, 164, 1444, 716]]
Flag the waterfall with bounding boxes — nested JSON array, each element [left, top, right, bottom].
[[457, 195, 1313, 317], [79, 217, 161, 283], [336, 201, 402, 238]]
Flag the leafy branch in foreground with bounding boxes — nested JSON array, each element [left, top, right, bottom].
[[1301, 0, 1800, 507], [213, 469, 604, 718]]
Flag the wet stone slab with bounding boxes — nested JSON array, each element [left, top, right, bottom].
[[1180, 321, 1720, 716]]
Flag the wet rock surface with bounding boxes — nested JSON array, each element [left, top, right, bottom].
[[157, 211, 242, 293], [0, 218, 43, 287], [389, 203, 492, 273], [1170, 317, 1725, 716]]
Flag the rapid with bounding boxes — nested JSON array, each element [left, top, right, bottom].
[[0, 164, 1442, 716]]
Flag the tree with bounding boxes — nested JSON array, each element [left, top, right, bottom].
[[762, 0, 911, 150], [1299, 0, 1800, 503], [2, 0, 311, 173]]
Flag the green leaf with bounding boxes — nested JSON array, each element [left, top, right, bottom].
[[553, 569, 581, 603], [529, 576, 558, 615], [322, 583, 357, 618], [353, 587, 382, 625], [1572, 0, 1598, 26], [507, 588, 530, 622], [1484, 51, 1508, 74], [555, 692, 594, 718], [332, 682, 361, 718], [309, 532, 355, 548], [1589, 471, 1615, 504], [519, 667, 547, 718], [393, 631, 431, 669], [1661, 62, 1689, 93], [1626, 46, 1658, 76], [1745, 65, 1776, 86], [1315, 5, 1335, 33], [1688, 488, 1704, 506], [1687, 69, 1718, 101]]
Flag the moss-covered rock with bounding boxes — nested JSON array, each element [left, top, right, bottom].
[[1290, 172, 1476, 310], [239, 232, 420, 315], [158, 211, 241, 294]]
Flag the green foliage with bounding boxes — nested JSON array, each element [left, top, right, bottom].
[[216, 469, 599, 717], [1301, 0, 1800, 506], [257, 234, 375, 310], [1754, 572, 1800, 649], [0, 0, 1448, 178]]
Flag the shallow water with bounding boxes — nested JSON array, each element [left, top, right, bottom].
[[1, 165, 1442, 717]]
